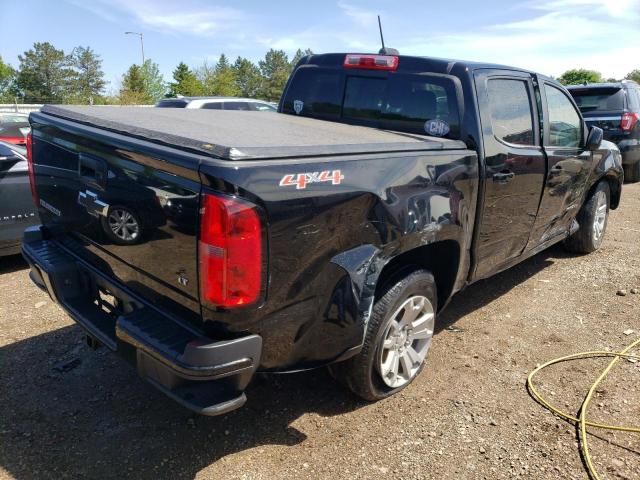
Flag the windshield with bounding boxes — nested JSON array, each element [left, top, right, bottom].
[[569, 87, 624, 112], [282, 68, 461, 139]]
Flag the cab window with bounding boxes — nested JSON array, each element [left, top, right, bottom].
[[252, 103, 277, 111], [487, 79, 535, 146], [223, 102, 250, 111], [281, 68, 461, 139], [545, 85, 582, 148], [627, 88, 640, 111]]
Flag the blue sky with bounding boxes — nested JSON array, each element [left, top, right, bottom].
[[2, 0, 638, 92]]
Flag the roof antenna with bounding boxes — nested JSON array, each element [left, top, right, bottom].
[[377, 16, 399, 55]]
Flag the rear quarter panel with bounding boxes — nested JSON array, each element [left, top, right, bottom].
[[200, 150, 479, 370], [589, 140, 624, 207]]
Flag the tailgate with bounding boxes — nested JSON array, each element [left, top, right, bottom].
[[582, 111, 625, 143], [29, 113, 202, 319]]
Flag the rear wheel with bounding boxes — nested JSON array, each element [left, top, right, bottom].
[[623, 162, 640, 183], [564, 181, 610, 254], [330, 269, 436, 401]]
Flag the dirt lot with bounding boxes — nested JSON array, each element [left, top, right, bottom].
[[1, 184, 639, 480]]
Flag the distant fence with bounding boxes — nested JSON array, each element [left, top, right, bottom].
[[0, 104, 43, 114]]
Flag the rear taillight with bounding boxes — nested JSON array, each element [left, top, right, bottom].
[[26, 132, 39, 207], [344, 54, 399, 71], [621, 112, 639, 132], [2, 137, 27, 145], [199, 192, 264, 308]]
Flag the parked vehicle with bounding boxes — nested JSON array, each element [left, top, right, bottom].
[[0, 141, 39, 256], [155, 96, 277, 111], [0, 113, 30, 146], [568, 80, 640, 182], [23, 52, 622, 416]]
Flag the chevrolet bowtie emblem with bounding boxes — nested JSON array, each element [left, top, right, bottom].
[[78, 190, 109, 218]]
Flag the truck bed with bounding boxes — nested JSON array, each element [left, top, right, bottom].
[[40, 105, 468, 160]]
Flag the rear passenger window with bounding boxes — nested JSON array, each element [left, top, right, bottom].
[[487, 79, 535, 146], [224, 102, 250, 111], [202, 103, 222, 110], [628, 88, 640, 111], [545, 85, 582, 148]]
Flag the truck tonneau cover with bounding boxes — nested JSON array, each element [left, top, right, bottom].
[[39, 105, 468, 160]]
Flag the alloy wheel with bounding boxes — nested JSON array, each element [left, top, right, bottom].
[[108, 208, 140, 242], [376, 295, 435, 388], [592, 190, 608, 243]]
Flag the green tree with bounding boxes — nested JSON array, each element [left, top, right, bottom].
[[0, 56, 16, 102], [168, 62, 203, 96], [15, 42, 72, 103], [259, 49, 290, 101], [213, 54, 239, 96], [195, 61, 216, 95], [68, 46, 106, 104], [233, 57, 262, 98], [558, 69, 603, 86], [625, 69, 640, 83], [198, 54, 240, 96], [120, 64, 147, 104], [290, 48, 313, 68], [141, 59, 166, 103]]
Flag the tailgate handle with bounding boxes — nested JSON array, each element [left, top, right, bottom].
[[79, 154, 108, 189]]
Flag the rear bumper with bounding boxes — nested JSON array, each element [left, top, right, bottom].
[[22, 226, 262, 416]]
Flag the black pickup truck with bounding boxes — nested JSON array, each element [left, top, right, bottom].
[[23, 53, 623, 415]]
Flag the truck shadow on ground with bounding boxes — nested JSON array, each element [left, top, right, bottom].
[[0, 254, 28, 275], [436, 243, 576, 332], [0, 245, 573, 479]]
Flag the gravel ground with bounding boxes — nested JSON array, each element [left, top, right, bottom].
[[1, 184, 639, 480]]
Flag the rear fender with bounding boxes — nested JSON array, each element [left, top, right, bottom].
[[330, 230, 467, 352], [588, 142, 623, 209]]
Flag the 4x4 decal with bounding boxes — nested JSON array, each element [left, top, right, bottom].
[[279, 170, 344, 190]]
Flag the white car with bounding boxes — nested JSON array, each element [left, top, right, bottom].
[[0, 112, 30, 146], [155, 97, 277, 111]]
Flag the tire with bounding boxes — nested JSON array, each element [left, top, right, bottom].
[[100, 205, 144, 245], [623, 162, 640, 183], [564, 181, 610, 254], [330, 269, 437, 401]]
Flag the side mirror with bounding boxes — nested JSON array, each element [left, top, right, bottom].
[[585, 126, 603, 151]]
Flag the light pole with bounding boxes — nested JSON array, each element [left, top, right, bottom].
[[124, 31, 145, 66]]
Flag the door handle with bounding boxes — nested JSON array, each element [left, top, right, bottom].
[[492, 171, 515, 183]]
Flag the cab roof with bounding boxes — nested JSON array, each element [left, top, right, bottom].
[[299, 52, 556, 82], [566, 80, 639, 90]]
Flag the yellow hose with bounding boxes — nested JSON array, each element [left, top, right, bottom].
[[527, 337, 640, 480]]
